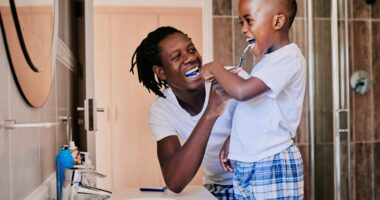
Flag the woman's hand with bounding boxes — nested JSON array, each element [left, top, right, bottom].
[[220, 136, 233, 172], [206, 80, 230, 118]]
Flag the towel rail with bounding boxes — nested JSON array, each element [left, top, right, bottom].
[[0, 120, 59, 129]]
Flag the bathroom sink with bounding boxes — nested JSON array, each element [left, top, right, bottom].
[[111, 186, 216, 200], [124, 198, 175, 200]]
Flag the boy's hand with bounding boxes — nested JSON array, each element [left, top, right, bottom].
[[224, 66, 242, 74], [200, 63, 214, 81], [219, 136, 233, 172], [202, 63, 242, 82]]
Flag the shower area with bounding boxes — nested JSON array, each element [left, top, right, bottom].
[[212, 0, 380, 199], [307, 0, 379, 199]]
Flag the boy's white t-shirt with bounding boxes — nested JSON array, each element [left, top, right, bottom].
[[228, 43, 306, 162], [149, 82, 237, 185]]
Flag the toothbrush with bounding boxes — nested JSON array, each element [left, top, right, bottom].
[[186, 39, 255, 78], [185, 67, 200, 78], [236, 39, 256, 68]]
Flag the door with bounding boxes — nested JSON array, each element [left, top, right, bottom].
[[74, 0, 101, 165]]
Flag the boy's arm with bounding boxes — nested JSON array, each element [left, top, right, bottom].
[[202, 61, 269, 101]]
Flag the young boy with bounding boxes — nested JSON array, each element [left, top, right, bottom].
[[201, 0, 305, 199]]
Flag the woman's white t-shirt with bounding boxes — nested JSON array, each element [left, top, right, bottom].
[[149, 82, 237, 185]]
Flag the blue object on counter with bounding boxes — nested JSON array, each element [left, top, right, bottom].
[[140, 187, 167, 192], [56, 145, 74, 200]]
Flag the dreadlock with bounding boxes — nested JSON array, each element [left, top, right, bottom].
[[130, 26, 184, 98]]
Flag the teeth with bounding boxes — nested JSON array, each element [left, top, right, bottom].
[[185, 67, 200, 77], [185, 71, 200, 78], [185, 67, 198, 74]]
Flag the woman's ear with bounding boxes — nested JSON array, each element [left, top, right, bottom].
[[152, 65, 167, 80], [272, 14, 286, 30]]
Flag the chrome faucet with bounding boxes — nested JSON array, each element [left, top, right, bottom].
[[61, 168, 112, 200]]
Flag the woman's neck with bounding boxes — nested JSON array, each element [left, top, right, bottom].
[[172, 86, 206, 116]]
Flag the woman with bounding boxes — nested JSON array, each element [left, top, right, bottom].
[[130, 26, 235, 200]]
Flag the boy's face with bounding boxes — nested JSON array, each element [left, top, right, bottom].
[[156, 32, 204, 92], [238, 0, 277, 56]]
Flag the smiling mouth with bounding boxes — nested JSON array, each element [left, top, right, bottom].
[[185, 67, 200, 78]]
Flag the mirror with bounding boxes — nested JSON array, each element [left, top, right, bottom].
[[0, 0, 57, 107]]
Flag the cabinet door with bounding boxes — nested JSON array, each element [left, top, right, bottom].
[[95, 7, 203, 190], [110, 13, 161, 189], [159, 11, 203, 53], [94, 13, 112, 189]]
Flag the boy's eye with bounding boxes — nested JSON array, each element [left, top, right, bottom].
[[245, 18, 254, 24], [239, 19, 243, 26]]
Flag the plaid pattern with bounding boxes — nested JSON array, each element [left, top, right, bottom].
[[204, 184, 234, 200], [232, 145, 304, 200]]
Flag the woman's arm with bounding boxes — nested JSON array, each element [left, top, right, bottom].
[[156, 82, 230, 193], [202, 61, 269, 101]]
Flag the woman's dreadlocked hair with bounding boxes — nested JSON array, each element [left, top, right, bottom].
[[130, 26, 184, 98]]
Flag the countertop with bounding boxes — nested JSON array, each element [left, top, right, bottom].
[[110, 185, 217, 200]]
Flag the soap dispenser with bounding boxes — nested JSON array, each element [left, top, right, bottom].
[[56, 145, 74, 200]]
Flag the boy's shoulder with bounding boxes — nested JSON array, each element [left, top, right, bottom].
[[281, 43, 302, 55], [263, 43, 303, 61], [277, 43, 305, 63]]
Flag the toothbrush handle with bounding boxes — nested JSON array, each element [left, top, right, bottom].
[[237, 57, 244, 68]]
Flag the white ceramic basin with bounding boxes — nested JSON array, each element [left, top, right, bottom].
[[124, 198, 175, 200]]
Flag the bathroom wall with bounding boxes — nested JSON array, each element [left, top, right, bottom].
[[212, 0, 380, 199], [212, 0, 309, 197], [310, 0, 380, 199], [0, 1, 79, 199], [348, 0, 380, 199]]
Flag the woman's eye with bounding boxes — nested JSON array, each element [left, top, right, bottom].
[[171, 54, 180, 61], [189, 47, 196, 53]]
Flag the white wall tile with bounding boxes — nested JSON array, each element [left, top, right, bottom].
[[39, 74, 57, 180], [0, 23, 11, 200], [9, 70, 42, 199], [56, 61, 69, 147]]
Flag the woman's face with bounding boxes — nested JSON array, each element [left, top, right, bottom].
[[158, 32, 204, 92]]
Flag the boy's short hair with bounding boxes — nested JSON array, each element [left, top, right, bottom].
[[284, 0, 297, 28]]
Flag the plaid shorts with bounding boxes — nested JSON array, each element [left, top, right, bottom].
[[204, 184, 234, 200], [232, 145, 304, 199]]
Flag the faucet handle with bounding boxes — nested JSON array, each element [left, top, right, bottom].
[[64, 168, 106, 183], [81, 169, 106, 178], [77, 185, 112, 197], [77, 169, 107, 188], [64, 168, 82, 183]]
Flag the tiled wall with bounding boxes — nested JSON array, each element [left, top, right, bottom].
[[212, 0, 380, 199], [349, 0, 380, 199], [313, 0, 380, 199], [212, 0, 310, 198], [0, 1, 78, 199]]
